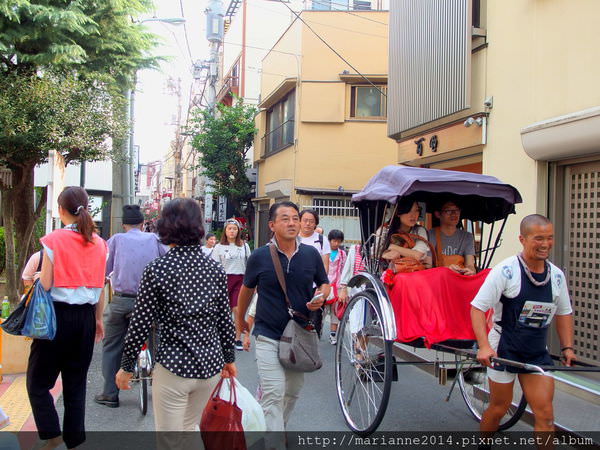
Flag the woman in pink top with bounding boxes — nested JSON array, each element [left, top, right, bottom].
[[27, 187, 107, 450]]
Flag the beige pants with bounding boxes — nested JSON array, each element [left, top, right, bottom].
[[152, 362, 221, 431], [255, 335, 305, 432]]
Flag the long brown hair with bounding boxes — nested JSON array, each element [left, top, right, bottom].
[[220, 219, 243, 247], [57, 186, 96, 244]]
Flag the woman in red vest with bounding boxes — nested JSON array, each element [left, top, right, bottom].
[[27, 186, 107, 450]]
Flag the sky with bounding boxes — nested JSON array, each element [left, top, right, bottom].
[[134, 0, 210, 164]]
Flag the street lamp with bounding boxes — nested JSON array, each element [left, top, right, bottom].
[[139, 17, 186, 25]]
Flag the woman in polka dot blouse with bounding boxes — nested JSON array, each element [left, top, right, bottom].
[[116, 198, 237, 432]]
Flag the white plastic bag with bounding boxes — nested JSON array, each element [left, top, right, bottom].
[[218, 377, 266, 432]]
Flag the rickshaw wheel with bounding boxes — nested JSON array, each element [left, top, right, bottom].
[[335, 289, 393, 436], [458, 363, 527, 430]]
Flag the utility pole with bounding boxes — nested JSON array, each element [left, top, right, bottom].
[[206, 0, 224, 113], [203, 0, 224, 231], [168, 77, 184, 197]]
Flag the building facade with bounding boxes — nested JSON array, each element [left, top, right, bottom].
[[253, 9, 396, 246], [388, 0, 600, 364]]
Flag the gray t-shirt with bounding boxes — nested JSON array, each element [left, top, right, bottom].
[[427, 228, 475, 257]]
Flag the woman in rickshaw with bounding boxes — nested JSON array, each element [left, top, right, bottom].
[[380, 198, 433, 274]]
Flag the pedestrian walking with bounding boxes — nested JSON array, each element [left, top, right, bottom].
[[471, 214, 574, 437], [116, 198, 237, 434], [211, 218, 251, 350], [21, 248, 44, 290], [201, 232, 217, 257], [325, 229, 346, 345], [94, 205, 167, 408], [27, 186, 108, 450], [299, 209, 331, 273], [236, 201, 330, 432]]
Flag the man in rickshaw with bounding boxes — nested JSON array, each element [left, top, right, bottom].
[[428, 197, 476, 275], [470, 215, 575, 434]]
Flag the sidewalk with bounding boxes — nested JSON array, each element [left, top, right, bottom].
[[0, 373, 63, 432]]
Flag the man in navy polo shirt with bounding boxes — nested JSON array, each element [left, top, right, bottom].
[[236, 201, 330, 432]]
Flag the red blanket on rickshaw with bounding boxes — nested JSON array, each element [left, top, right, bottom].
[[387, 267, 490, 347]]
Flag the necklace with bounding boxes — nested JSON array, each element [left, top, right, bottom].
[[517, 253, 551, 287]]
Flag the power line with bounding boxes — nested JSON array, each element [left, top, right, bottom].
[[276, 1, 386, 97], [223, 40, 301, 57], [178, 0, 196, 64], [249, 0, 387, 38]]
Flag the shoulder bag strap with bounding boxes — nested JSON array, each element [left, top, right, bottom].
[[268, 243, 310, 322], [435, 227, 444, 268], [269, 244, 292, 309], [36, 249, 44, 272]]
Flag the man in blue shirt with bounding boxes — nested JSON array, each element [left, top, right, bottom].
[[236, 201, 330, 432], [94, 205, 168, 408]]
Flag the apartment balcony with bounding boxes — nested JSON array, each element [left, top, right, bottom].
[[216, 75, 240, 106]]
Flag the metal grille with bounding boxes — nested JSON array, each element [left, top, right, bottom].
[[566, 163, 600, 364], [388, 0, 471, 137], [303, 198, 361, 243]]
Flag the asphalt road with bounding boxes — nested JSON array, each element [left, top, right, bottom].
[[55, 317, 532, 434]]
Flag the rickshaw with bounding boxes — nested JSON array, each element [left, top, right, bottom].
[[334, 165, 599, 436]]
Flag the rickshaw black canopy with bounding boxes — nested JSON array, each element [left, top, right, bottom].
[[352, 166, 522, 223]]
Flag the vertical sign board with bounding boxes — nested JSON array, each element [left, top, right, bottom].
[[217, 195, 227, 222], [46, 150, 66, 234]]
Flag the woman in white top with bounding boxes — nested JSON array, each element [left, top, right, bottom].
[[211, 218, 250, 350]]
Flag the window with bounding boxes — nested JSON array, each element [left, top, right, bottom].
[[310, 0, 373, 10], [311, 0, 349, 10], [305, 198, 361, 243], [264, 90, 295, 155], [350, 85, 387, 118]]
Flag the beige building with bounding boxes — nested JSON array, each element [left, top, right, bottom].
[[388, 0, 600, 364], [253, 9, 396, 246]]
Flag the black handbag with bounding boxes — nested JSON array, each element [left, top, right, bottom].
[[0, 281, 35, 336]]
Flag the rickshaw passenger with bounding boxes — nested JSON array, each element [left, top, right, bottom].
[[381, 200, 430, 272], [427, 199, 476, 275]]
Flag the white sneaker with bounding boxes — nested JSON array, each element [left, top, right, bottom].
[[329, 332, 337, 345]]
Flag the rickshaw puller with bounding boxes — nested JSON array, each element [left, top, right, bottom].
[[470, 214, 575, 433]]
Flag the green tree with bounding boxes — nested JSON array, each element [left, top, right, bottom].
[[189, 100, 258, 224], [0, 72, 128, 303], [0, 0, 158, 303]]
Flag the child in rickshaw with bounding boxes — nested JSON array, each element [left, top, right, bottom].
[[381, 199, 433, 274], [427, 198, 476, 276]]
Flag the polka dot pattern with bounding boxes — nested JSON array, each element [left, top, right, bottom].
[[120, 245, 235, 378]]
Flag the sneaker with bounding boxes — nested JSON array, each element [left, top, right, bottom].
[[235, 340, 243, 351], [94, 394, 119, 408], [329, 332, 337, 345]]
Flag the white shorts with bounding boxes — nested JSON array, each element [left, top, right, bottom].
[[485, 328, 547, 384]]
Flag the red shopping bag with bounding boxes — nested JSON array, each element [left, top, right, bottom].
[[334, 300, 347, 320], [200, 377, 246, 450]]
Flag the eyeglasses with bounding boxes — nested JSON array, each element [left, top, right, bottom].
[[301, 218, 316, 224], [225, 219, 240, 226], [441, 209, 461, 215]]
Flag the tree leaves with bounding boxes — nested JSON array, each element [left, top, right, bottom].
[[189, 99, 258, 205]]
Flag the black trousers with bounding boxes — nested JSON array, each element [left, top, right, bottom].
[[26, 301, 96, 449]]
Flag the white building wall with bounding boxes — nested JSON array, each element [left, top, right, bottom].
[[34, 159, 112, 192]]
